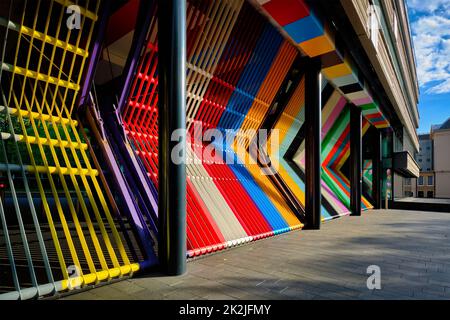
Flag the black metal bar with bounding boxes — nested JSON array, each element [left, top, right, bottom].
[[255, 57, 307, 222], [390, 131, 395, 205], [158, 0, 187, 275], [304, 58, 322, 230], [373, 129, 382, 209], [350, 104, 362, 216]]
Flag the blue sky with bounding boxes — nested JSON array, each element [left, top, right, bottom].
[[406, 0, 450, 133]]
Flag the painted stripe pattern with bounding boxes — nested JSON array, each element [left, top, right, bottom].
[[258, 0, 391, 129], [0, 0, 393, 299], [121, 1, 303, 259], [0, 0, 142, 300]]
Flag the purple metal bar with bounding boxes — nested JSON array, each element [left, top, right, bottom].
[[117, 0, 156, 114], [75, 0, 159, 267], [79, 1, 111, 107], [85, 107, 158, 267]]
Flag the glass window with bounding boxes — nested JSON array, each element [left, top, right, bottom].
[[418, 176, 424, 185], [369, 5, 379, 49], [393, 14, 399, 40], [428, 176, 433, 186]]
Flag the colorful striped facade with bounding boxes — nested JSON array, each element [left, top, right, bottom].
[[0, 0, 418, 299]]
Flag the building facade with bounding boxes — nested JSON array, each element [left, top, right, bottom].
[[413, 134, 435, 198], [0, 0, 419, 299], [431, 119, 450, 198], [416, 134, 433, 171]]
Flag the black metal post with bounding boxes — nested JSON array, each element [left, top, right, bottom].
[[372, 129, 382, 209], [158, 0, 187, 275], [304, 58, 322, 230], [350, 104, 362, 216]]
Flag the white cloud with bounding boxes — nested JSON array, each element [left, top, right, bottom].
[[407, 0, 450, 13], [428, 79, 450, 94], [409, 3, 450, 94]]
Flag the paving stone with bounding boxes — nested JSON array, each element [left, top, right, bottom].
[[63, 210, 450, 300]]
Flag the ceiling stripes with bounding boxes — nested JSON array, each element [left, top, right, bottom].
[[259, 0, 335, 57], [256, 0, 391, 130]]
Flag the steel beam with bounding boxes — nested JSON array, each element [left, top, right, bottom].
[[350, 104, 362, 216], [304, 58, 322, 229], [373, 129, 382, 209], [158, 0, 187, 275]]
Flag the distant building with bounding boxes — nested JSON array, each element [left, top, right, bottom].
[[413, 119, 450, 199], [415, 134, 435, 198], [416, 134, 433, 172], [431, 118, 450, 199]]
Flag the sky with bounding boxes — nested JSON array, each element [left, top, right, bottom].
[[406, 0, 450, 134]]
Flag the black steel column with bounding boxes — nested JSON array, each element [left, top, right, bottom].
[[304, 58, 322, 230], [158, 0, 187, 275], [372, 129, 382, 209], [350, 104, 362, 216]]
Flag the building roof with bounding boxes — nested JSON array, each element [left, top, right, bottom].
[[419, 134, 430, 140], [439, 118, 450, 130]]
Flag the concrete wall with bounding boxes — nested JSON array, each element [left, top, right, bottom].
[[433, 129, 450, 198], [435, 173, 450, 199], [394, 172, 404, 199]]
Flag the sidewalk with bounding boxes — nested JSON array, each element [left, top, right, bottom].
[[64, 210, 450, 300]]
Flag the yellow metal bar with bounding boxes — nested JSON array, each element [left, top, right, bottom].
[[3, 0, 138, 294], [0, 162, 99, 175], [1, 0, 73, 288], [31, 7, 120, 275], [50, 0, 135, 272], [8, 0, 95, 285], [0, 17, 88, 57], [1, 62, 79, 90], [31, 0, 135, 277], [0, 105, 78, 125], [17, 2, 108, 279], [0, 131, 88, 149]]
